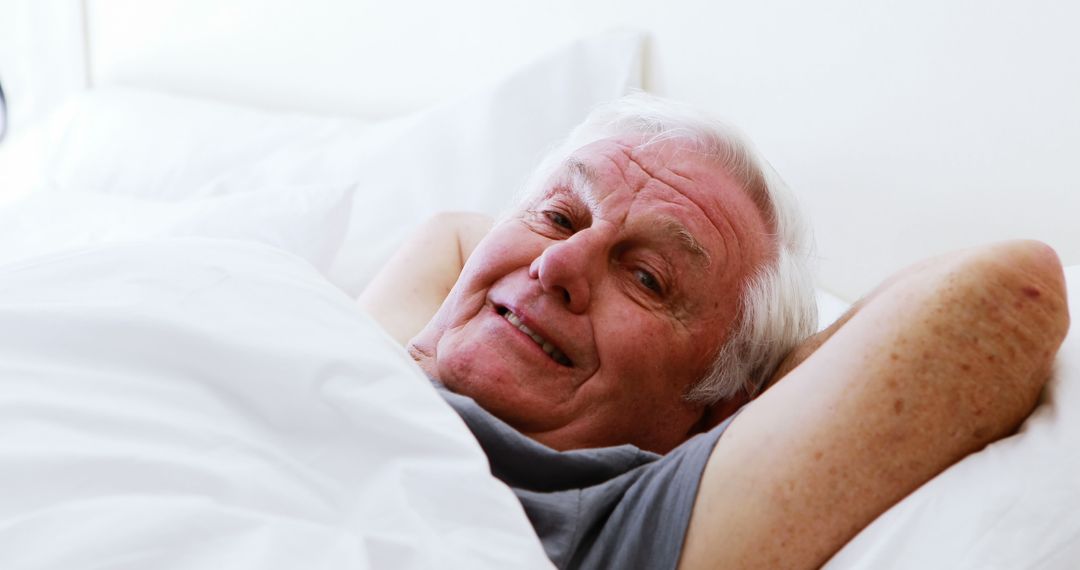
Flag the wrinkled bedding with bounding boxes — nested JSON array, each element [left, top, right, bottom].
[[0, 238, 553, 570]]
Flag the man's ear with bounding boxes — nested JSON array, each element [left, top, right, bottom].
[[699, 390, 752, 431]]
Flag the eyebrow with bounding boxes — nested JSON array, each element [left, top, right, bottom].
[[559, 159, 711, 268], [563, 159, 599, 211], [660, 217, 711, 268]]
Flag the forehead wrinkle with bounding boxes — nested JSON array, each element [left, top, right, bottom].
[[566, 150, 713, 272], [658, 161, 776, 264], [627, 145, 757, 280]]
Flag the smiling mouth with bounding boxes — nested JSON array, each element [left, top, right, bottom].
[[496, 306, 573, 367]]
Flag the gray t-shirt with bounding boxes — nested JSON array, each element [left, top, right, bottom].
[[435, 385, 736, 570]]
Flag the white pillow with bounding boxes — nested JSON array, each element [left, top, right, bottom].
[[4, 93, 362, 203], [2, 31, 645, 295], [0, 238, 552, 569], [0, 186, 354, 273], [325, 31, 644, 294], [814, 288, 851, 331]]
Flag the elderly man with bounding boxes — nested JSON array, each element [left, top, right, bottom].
[[359, 94, 1069, 569]]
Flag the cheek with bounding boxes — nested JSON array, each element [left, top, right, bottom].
[[597, 311, 682, 380], [419, 227, 542, 355], [593, 306, 720, 399], [461, 227, 540, 287], [435, 235, 527, 320], [434, 327, 487, 383]]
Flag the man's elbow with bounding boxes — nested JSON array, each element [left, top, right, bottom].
[[979, 239, 1069, 340], [960, 239, 1070, 411]]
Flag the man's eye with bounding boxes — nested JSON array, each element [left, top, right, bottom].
[[635, 269, 663, 294], [545, 211, 574, 231]]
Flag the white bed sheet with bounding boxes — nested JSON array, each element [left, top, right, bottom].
[[0, 238, 553, 569], [0, 32, 641, 568], [0, 30, 646, 298]]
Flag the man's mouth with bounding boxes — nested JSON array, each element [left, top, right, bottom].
[[497, 307, 573, 367]]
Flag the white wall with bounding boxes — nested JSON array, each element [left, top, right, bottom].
[[83, 0, 1080, 299], [7, 0, 1079, 299]]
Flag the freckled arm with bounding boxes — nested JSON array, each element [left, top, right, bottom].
[[679, 240, 1070, 570], [766, 248, 962, 388], [358, 212, 493, 345]]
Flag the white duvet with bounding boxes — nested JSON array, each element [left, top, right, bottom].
[[0, 239, 553, 570], [0, 35, 639, 568], [4, 243, 1078, 570]]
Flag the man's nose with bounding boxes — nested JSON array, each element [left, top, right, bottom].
[[528, 231, 605, 314]]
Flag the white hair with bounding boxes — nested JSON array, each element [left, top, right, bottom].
[[517, 92, 818, 403]]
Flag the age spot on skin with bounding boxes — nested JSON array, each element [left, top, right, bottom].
[[893, 399, 905, 414]]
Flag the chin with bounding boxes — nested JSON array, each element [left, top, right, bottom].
[[439, 358, 558, 433], [437, 348, 511, 399]]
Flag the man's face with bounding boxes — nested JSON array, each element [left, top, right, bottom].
[[410, 136, 773, 453]]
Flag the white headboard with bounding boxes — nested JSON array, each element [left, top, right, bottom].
[[83, 0, 1080, 300]]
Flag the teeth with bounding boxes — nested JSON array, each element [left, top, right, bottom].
[[501, 310, 571, 366]]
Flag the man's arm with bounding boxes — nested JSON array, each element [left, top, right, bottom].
[[765, 250, 952, 387], [680, 240, 1070, 569], [358, 212, 493, 344]]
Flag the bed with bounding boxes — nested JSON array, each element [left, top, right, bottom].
[[0, 1, 1078, 568]]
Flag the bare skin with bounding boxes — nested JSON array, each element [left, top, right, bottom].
[[679, 241, 1068, 569], [402, 137, 773, 453], [359, 212, 492, 344], [359, 161, 1069, 567]]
